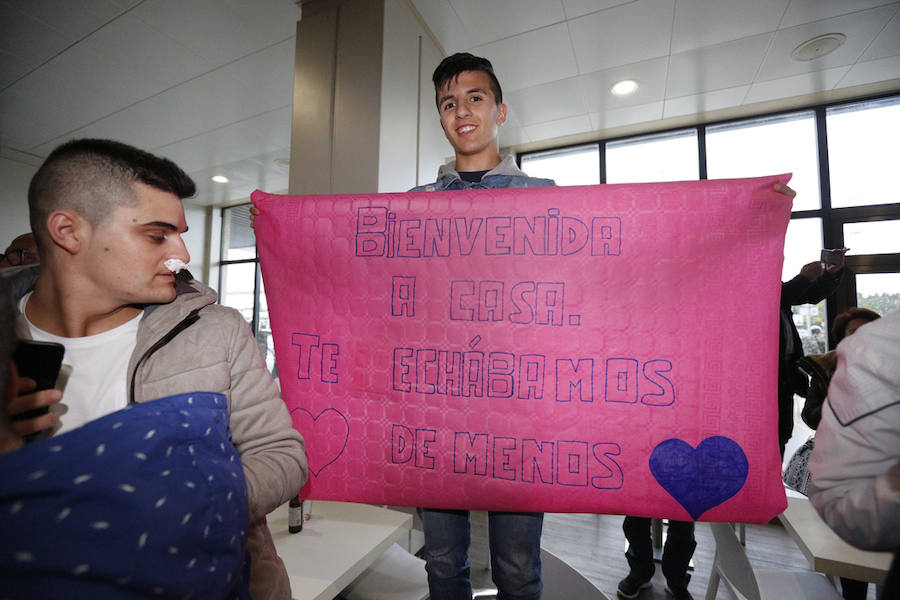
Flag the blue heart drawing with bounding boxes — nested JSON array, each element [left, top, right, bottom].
[[649, 436, 749, 520]]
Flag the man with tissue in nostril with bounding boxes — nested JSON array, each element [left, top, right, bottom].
[[0, 138, 307, 600]]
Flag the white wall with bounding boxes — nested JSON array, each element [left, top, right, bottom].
[[0, 154, 39, 247], [378, 0, 449, 192]]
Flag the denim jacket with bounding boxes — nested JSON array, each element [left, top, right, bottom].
[[409, 155, 555, 191]]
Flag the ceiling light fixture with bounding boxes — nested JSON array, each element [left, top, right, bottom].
[[791, 33, 846, 61], [611, 79, 638, 96], [211, 175, 229, 183]]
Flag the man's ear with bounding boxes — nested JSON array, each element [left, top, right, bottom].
[[496, 103, 508, 126], [46, 210, 88, 255]]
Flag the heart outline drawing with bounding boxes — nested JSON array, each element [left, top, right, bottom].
[[290, 407, 350, 478], [649, 436, 749, 520]]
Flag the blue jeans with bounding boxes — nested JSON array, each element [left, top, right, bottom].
[[623, 516, 696, 591], [418, 508, 543, 600]]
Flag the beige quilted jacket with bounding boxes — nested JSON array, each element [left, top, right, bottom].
[[7, 267, 307, 600]]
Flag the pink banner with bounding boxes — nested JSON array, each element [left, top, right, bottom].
[[253, 175, 791, 522]]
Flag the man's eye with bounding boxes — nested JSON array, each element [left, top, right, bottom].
[[443, 102, 455, 111], [148, 234, 166, 243]]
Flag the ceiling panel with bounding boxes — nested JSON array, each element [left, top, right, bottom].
[[662, 85, 750, 119], [744, 66, 851, 104], [2, 0, 900, 209], [450, 0, 565, 48], [837, 55, 900, 88], [671, 0, 790, 54], [666, 34, 771, 97], [129, 0, 299, 66], [409, 0, 474, 51], [568, 0, 675, 74], [756, 5, 897, 81], [470, 23, 578, 92], [779, 0, 898, 28], [76, 12, 213, 90], [561, 0, 634, 20], [32, 68, 272, 156], [524, 114, 593, 142], [666, 33, 773, 98], [505, 76, 587, 126], [859, 7, 900, 61], [590, 101, 665, 131], [578, 57, 669, 112]]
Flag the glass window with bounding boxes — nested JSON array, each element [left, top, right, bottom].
[[707, 112, 819, 211], [843, 220, 900, 255], [782, 218, 823, 282], [219, 262, 256, 323], [855, 273, 900, 316], [605, 130, 698, 183], [218, 204, 277, 379], [827, 97, 900, 208], [222, 204, 257, 261], [519, 144, 600, 186], [782, 218, 827, 351]]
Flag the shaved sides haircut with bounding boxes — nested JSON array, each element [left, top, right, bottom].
[[28, 139, 196, 249]]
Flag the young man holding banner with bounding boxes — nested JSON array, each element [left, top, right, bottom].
[[409, 52, 555, 600]]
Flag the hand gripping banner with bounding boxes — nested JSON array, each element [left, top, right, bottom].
[[252, 174, 792, 522]]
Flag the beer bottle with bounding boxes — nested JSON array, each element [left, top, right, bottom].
[[288, 494, 303, 533]]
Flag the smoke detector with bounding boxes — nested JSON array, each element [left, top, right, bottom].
[[791, 33, 846, 61]]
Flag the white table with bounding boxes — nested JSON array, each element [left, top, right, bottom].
[[778, 494, 893, 585], [270, 500, 413, 600]]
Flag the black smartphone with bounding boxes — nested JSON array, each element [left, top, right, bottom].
[[12, 340, 65, 422], [820, 247, 848, 266]]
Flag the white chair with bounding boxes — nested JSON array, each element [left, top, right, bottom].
[[540, 548, 608, 599], [705, 522, 841, 600], [342, 543, 430, 600]]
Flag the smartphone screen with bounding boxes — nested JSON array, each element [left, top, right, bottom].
[[13, 340, 65, 391], [12, 340, 65, 431]]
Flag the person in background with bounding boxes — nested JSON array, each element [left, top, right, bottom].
[[616, 517, 695, 600], [808, 309, 900, 600], [784, 307, 880, 600], [796, 307, 881, 432], [777, 255, 845, 457], [1, 138, 307, 600], [0, 233, 39, 269], [0, 289, 23, 454]]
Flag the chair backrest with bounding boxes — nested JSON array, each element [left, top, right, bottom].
[[709, 522, 761, 600], [539, 548, 609, 599]]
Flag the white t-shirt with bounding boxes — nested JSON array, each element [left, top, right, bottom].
[[19, 292, 142, 435]]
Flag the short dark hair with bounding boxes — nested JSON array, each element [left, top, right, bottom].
[[831, 307, 881, 344], [28, 139, 196, 248], [432, 52, 503, 107]]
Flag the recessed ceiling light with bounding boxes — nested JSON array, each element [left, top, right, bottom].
[[611, 80, 638, 96], [791, 33, 846, 61], [211, 175, 229, 183]]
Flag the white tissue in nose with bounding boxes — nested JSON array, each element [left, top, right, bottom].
[[164, 258, 187, 273]]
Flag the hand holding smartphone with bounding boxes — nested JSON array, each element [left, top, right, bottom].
[[11, 340, 64, 440], [821, 247, 848, 269]]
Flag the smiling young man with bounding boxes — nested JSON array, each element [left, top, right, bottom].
[[1, 139, 307, 600], [411, 53, 554, 600]]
